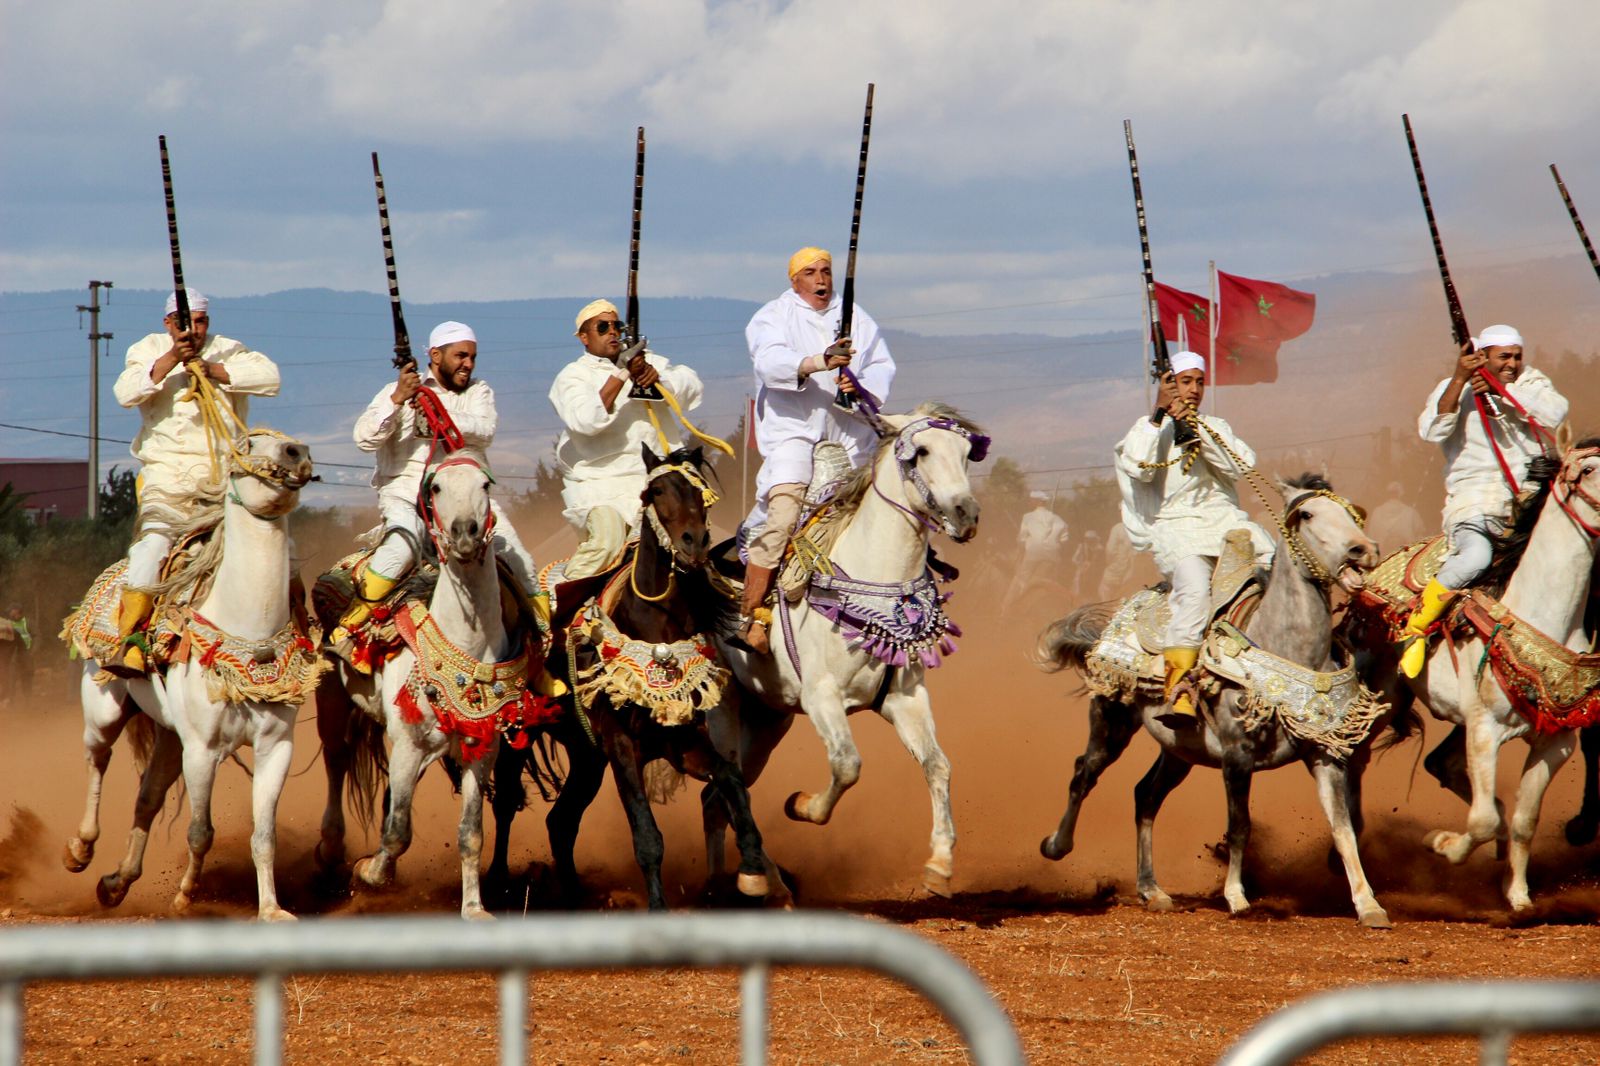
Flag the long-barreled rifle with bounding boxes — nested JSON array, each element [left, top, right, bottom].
[[1551, 164, 1600, 286], [1402, 113, 1501, 418], [1124, 120, 1193, 439], [624, 126, 660, 400], [371, 152, 413, 370], [834, 83, 874, 411], [159, 136, 191, 334]]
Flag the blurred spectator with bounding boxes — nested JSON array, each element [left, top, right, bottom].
[[0, 604, 32, 705], [1364, 480, 1429, 556], [1002, 492, 1069, 611]]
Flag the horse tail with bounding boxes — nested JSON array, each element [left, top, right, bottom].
[[345, 710, 390, 833], [124, 709, 157, 774], [645, 760, 686, 805], [1372, 681, 1423, 756], [1033, 601, 1116, 674], [524, 731, 568, 803]]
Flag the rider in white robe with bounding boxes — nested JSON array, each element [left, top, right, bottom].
[[332, 321, 539, 657], [1115, 351, 1272, 723], [109, 289, 281, 673], [736, 247, 895, 652], [550, 299, 705, 579], [1397, 324, 1569, 676]]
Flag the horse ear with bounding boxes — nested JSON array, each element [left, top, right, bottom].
[[641, 442, 660, 471], [688, 445, 705, 468]]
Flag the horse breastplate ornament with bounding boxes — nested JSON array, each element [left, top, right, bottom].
[[567, 600, 728, 728], [805, 565, 961, 669], [392, 602, 560, 761], [180, 611, 328, 706]]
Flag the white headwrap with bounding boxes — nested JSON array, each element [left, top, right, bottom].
[[1169, 350, 1207, 376], [1476, 324, 1523, 350], [164, 289, 208, 317], [428, 321, 476, 349], [573, 299, 619, 335]]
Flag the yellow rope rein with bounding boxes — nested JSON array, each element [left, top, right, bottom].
[[175, 360, 291, 484], [641, 383, 734, 460]]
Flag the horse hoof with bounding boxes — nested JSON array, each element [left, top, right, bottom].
[[1422, 829, 1451, 853], [1564, 816, 1599, 847], [95, 876, 128, 909], [171, 893, 192, 914], [259, 907, 298, 923], [314, 836, 345, 871], [922, 866, 953, 899], [352, 856, 389, 889], [783, 792, 816, 824], [1359, 907, 1393, 930], [462, 904, 496, 922], [736, 872, 770, 898], [1226, 897, 1251, 917], [1040, 836, 1068, 862], [63, 839, 93, 873], [1142, 891, 1174, 913]]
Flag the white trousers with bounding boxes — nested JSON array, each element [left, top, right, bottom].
[[1163, 554, 1216, 649]]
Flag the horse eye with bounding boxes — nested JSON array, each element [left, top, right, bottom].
[[915, 446, 929, 459], [432, 483, 442, 495]]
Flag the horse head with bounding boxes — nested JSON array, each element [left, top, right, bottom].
[[230, 429, 315, 518], [640, 443, 713, 568], [1277, 473, 1377, 594], [422, 455, 494, 565], [878, 403, 987, 542], [1553, 439, 1600, 540]]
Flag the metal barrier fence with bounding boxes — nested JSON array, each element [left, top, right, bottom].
[[1219, 980, 1600, 1066], [0, 911, 1025, 1066]]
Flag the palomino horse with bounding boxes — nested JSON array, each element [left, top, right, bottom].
[[1354, 442, 1600, 911], [1035, 475, 1393, 927], [64, 430, 317, 920], [713, 403, 985, 899], [340, 455, 556, 919], [550, 444, 771, 910]]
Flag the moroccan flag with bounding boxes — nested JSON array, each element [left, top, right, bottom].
[[1212, 271, 1315, 385], [1152, 281, 1212, 358]]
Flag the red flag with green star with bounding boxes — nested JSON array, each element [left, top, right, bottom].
[[1212, 271, 1315, 385], [1152, 280, 1212, 358]]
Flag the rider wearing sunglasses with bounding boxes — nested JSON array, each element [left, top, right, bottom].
[[550, 299, 706, 579]]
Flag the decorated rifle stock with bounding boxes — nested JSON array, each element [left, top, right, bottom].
[[834, 83, 874, 411], [371, 152, 413, 370]]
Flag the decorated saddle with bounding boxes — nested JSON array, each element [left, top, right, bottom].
[[312, 549, 440, 672], [1347, 534, 1448, 634]]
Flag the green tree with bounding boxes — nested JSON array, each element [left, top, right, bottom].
[[97, 468, 139, 525]]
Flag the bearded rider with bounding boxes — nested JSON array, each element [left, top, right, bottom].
[[737, 247, 896, 653], [108, 289, 281, 675], [1396, 324, 1569, 677], [549, 299, 705, 580], [332, 321, 540, 663], [1114, 351, 1273, 725]]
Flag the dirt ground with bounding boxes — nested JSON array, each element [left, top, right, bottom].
[[3, 566, 1600, 1064]]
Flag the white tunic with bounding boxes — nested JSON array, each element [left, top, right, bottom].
[[113, 332, 281, 494], [1017, 506, 1069, 559], [746, 289, 895, 504], [1114, 414, 1273, 574], [548, 350, 705, 529], [352, 374, 495, 505], [1417, 368, 1568, 529]]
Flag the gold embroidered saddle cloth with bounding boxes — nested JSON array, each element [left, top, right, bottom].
[[62, 532, 217, 672], [1349, 534, 1448, 633]]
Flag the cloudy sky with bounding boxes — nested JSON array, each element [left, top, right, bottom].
[[5, 0, 1598, 343]]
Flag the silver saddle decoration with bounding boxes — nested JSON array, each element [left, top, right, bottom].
[[806, 440, 854, 506]]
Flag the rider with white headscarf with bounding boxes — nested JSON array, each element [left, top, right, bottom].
[[1115, 351, 1272, 724]]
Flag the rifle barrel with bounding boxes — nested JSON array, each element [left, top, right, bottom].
[[159, 136, 190, 333], [1551, 163, 1600, 285], [839, 83, 873, 343], [1124, 120, 1169, 380], [371, 152, 412, 369], [626, 126, 644, 343]]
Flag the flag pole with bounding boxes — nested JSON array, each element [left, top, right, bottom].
[[1208, 259, 1218, 415], [1141, 279, 1153, 412]]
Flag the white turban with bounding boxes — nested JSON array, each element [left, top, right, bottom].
[[428, 321, 476, 349], [1029, 490, 1049, 502], [573, 299, 619, 335], [164, 289, 208, 317], [1476, 324, 1523, 350], [1169, 350, 1207, 376]]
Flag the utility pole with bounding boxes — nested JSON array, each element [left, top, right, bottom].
[[77, 280, 113, 519]]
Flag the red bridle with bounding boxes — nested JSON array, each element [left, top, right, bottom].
[[419, 454, 496, 565], [1553, 447, 1600, 541]]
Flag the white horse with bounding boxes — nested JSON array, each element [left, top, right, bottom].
[[63, 430, 317, 921], [714, 403, 984, 898], [1360, 442, 1600, 911], [347, 455, 534, 919]]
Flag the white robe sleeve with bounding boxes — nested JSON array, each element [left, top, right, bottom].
[[852, 309, 895, 404], [353, 385, 406, 452], [453, 382, 497, 449], [1192, 416, 1254, 479], [656, 355, 703, 411], [1114, 418, 1165, 483], [213, 339, 279, 396], [1418, 378, 1460, 442], [550, 363, 622, 436], [113, 335, 166, 408], [747, 304, 809, 392], [1506, 369, 1568, 427]]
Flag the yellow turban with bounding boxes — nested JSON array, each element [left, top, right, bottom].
[[574, 298, 619, 335], [787, 247, 831, 278]]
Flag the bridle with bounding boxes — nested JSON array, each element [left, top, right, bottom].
[[869, 415, 990, 539], [1281, 487, 1370, 589], [1553, 446, 1600, 541], [418, 454, 496, 565], [633, 458, 717, 601], [225, 428, 314, 515]]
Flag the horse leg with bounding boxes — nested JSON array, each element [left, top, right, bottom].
[[1041, 696, 1139, 862], [704, 709, 794, 907], [708, 754, 769, 899], [1220, 751, 1256, 915], [314, 679, 353, 871], [96, 725, 182, 908], [1564, 726, 1600, 846], [1504, 729, 1579, 912], [878, 682, 957, 898], [484, 742, 525, 904], [604, 725, 668, 911], [67, 676, 134, 872], [172, 744, 223, 914], [786, 685, 860, 827], [1308, 756, 1390, 929], [547, 733, 606, 908], [249, 709, 298, 922], [1424, 721, 1509, 860], [1133, 752, 1192, 912], [353, 729, 435, 889], [457, 750, 495, 921], [1424, 709, 1509, 865]]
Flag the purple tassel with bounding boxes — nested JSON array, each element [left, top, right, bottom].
[[919, 647, 939, 668], [893, 647, 909, 668], [947, 621, 963, 637]]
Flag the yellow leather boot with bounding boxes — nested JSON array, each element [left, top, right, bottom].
[[1159, 646, 1200, 725], [1399, 578, 1457, 679], [111, 588, 155, 676], [331, 567, 399, 672]]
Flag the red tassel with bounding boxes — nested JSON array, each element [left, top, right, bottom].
[[396, 683, 424, 725]]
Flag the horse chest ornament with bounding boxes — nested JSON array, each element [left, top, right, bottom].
[[181, 611, 328, 706], [392, 602, 560, 761], [805, 567, 961, 669], [568, 600, 729, 729]]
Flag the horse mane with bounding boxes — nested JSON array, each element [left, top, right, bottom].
[[143, 474, 229, 603], [1478, 436, 1600, 592], [1281, 471, 1334, 495], [829, 402, 986, 519]]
